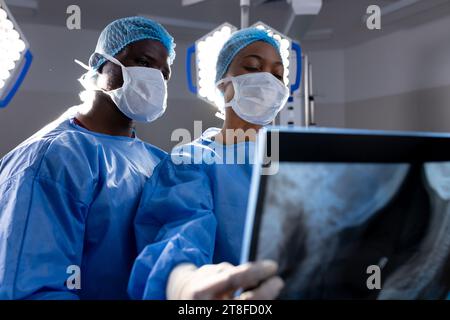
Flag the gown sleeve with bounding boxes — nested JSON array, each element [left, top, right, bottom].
[[128, 156, 217, 300], [0, 136, 92, 300]]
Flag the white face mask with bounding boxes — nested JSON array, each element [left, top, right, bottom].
[[216, 72, 290, 126], [86, 53, 168, 123]]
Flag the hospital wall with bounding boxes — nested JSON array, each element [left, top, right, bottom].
[[307, 49, 346, 128], [343, 14, 450, 132]]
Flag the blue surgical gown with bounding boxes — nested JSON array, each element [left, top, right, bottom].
[[129, 127, 254, 299], [0, 109, 166, 299]]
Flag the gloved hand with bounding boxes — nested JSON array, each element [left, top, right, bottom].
[[166, 260, 284, 300]]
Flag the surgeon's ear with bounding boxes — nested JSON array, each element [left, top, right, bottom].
[[97, 61, 124, 91], [221, 80, 235, 104], [217, 82, 226, 93]]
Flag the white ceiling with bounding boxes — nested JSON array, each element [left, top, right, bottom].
[[6, 0, 450, 50]]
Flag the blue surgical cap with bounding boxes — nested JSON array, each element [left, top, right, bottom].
[[215, 27, 281, 83], [89, 16, 176, 70]]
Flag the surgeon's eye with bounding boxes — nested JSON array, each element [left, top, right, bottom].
[[136, 58, 151, 67], [273, 74, 283, 81], [244, 66, 260, 72]]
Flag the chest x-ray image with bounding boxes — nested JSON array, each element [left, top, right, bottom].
[[251, 162, 450, 299]]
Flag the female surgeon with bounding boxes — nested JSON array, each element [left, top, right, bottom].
[[128, 28, 291, 300], [0, 17, 177, 299]]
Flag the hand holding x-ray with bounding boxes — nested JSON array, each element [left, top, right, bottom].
[[167, 261, 284, 300]]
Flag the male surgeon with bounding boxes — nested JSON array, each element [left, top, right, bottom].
[[0, 16, 175, 299]]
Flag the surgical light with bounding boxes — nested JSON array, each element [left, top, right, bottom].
[[0, 0, 33, 108], [252, 21, 292, 86], [191, 23, 237, 111], [186, 22, 302, 117]]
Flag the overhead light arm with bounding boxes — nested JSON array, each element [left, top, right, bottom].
[[181, 0, 206, 6], [241, 0, 251, 28], [284, 0, 322, 39], [381, 0, 421, 16], [4, 0, 38, 10]]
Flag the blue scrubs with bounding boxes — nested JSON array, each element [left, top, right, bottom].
[[0, 109, 166, 299], [129, 127, 254, 299]]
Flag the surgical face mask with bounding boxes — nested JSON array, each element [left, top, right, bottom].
[[81, 53, 168, 123], [216, 72, 290, 126]]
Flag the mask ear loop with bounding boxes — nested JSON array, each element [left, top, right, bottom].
[[216, 77, 236, 109], [214, 77, 234, 120], [75, 53, 125, 95], [75, 51, 124, 71], [74, 59, 101, 94], [74, 59, 90, 71], [98, 52, 125, 69]]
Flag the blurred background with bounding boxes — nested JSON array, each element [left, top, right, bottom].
[[2, 0, 450, 156]]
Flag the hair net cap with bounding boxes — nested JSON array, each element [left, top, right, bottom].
[[89, 16, 176, 70], [215, 27, 281, 83]]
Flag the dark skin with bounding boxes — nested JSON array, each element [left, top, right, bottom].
[[216, 41, 285, 144], [76, 39, 171, 137]]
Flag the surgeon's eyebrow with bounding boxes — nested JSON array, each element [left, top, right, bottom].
[[243, 54, 283, 66]]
